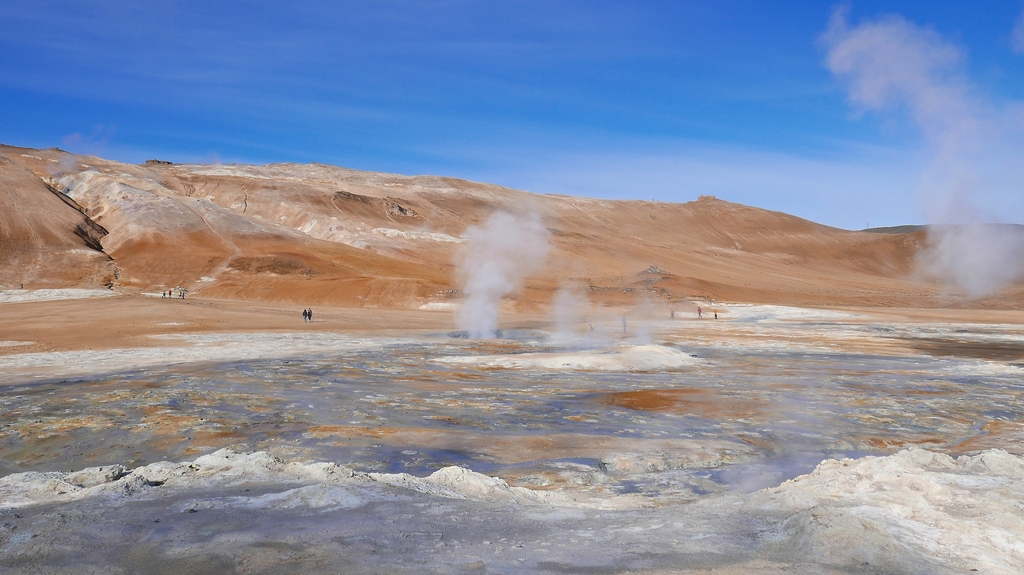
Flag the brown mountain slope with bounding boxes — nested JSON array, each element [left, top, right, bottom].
[[1, 147, 449, 307], [0, 149, 114, 288], [2, 144, 1017, 309]]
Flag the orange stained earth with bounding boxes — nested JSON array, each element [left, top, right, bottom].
[[599, 388, 768, 420], [4, 143, 1024, 316]]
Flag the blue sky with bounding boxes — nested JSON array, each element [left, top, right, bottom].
[[2, 1, 1024, 229]]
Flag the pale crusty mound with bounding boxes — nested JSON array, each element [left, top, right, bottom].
[[2, 447, 1022, 573], [0, 448, 600, 510], [749, 448, 1024, 574]]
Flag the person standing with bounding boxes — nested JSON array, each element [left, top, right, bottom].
[[302, 309, 308, 323], [307, 308, 313, 322], [697, 306, 702, 319]]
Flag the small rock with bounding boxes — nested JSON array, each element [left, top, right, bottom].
[[64, 465, 128, 488]]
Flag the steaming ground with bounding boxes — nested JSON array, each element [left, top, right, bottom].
[[0, 288, 119, 303], [2, 299, 1024, 573], [434, 343, 700, 371]]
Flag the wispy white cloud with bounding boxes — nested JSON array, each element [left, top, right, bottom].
[[61, 123, 116, 156], [1013, 9, 1024, 53]]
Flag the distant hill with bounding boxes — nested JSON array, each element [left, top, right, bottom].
[[865, 224, 1024, 234], [863, 225, 927, 234], [2, 143, 1021, 308]]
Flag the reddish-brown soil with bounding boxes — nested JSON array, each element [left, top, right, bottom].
[[3, 143, 1023, 313]]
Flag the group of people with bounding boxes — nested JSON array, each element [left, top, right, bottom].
[[664, 307, 723, 320], [617, 305, 722, 334], [161, 288, 186, 299], [695, 306, 718, 319], [302, 308, 314, 323]]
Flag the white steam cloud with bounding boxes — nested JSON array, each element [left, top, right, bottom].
[[924, 224, 1024, 296], [455, 211, 550, 338], [551, 283, 591, 343], [823, 8, 1024, 296]]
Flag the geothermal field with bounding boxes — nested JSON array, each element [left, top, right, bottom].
[[2, 146, 1024, 573]]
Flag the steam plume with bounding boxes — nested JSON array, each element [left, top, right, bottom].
[[551, 283, 590, 342], [923, 223, 1024, 297], [455, 211, 549, 338], [46, 155, 81, 180], [823, 8, 1024, 296]]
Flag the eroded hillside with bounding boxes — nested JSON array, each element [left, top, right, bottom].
[[4, 144, 1015, 309]]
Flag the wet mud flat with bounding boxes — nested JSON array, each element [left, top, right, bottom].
[[2, 313, 1024, 573], [2, 334, 1022, 492]]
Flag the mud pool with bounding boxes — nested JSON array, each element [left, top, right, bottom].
[[3, 316, 1024, 495], [2, 310, 1024, 573]]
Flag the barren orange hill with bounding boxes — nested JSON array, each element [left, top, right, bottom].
[[0, 152, 114, 288], [2, 144, 1020, 309]]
